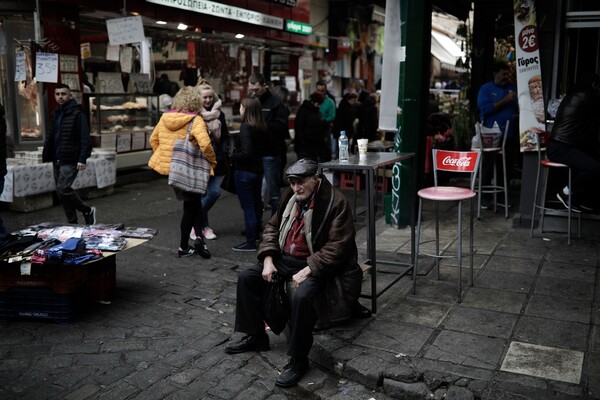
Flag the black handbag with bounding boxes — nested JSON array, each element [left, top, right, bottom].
[[262, 274, 290, 335], [220, 155, 236, 194]]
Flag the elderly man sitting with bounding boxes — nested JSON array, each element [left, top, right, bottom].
[[225, 158, 363, 387]]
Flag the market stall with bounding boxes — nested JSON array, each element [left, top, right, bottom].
[[0, 223, 156, 323]]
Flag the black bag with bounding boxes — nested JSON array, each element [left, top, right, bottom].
[[262, 274, 290, 335], [220, 156, 236, 194]]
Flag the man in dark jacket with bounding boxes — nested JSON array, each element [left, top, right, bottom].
[[333, 91, 358, 151], [225, 158, 363, 388], [43, 84, 96, 225], [248, 73, 290, 215], [293, 93, 326, 161], [547, 72, 600, 210]]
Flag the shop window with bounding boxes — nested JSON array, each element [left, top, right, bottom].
[[0, 19, 44, 144], [563, 9, 600, 92]]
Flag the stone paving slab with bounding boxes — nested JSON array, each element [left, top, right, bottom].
[[443, 306, 519, 339], [513, 316, 589, 352], [524, 294, 592, 324], [500, 341, 584, 384]]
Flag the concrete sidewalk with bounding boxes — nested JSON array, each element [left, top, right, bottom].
[[0, 177, 598, 399], [313, 201, 600, 399]]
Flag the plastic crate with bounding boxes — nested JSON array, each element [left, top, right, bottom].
[[0, 261, 87, 294], [87, 255, 116, 302], [340, 172, 363, 190], [0, 285, 89, 324]]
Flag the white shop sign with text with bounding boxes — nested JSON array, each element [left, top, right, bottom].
[[145, 0, 283, 30]]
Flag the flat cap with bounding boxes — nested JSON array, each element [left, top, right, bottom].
[[286, 158, 318, 179]]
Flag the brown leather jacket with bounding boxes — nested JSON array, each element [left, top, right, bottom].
[[258, 174, 362, 326]]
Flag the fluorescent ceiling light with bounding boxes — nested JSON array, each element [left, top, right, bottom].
[[235, 33, 244, 39], [177, 23, 188, 30], [156, 20, 167, 25]]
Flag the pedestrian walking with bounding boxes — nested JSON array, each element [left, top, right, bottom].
[[231, 97, 267, 252], [314, 80, 336, 161], [148, 87, 216, 259], [247, 73, 290, 216], [42, 84, 96, 225], [192, 81, 230, 240]]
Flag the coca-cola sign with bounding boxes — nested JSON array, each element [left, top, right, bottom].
[[442, 156, 472, 167], [435, 151, 478, 172]]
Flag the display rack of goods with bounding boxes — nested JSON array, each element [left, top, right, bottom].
[[84, 93, 159, 153]]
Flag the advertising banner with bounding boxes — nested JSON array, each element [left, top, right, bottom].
[[513, 0, 546, 151]]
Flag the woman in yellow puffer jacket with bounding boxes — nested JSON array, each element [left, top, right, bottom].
[[149, 87, 216, 259]]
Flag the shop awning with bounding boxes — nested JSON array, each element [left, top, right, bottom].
[[431, 30, 467, 73]]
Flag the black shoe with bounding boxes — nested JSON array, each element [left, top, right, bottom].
[[275, 357, 309, 387], [351, 302, 372, 319], [194, 238, 211, 259], [224, 334, 270, 354], [232, 242, 257, 252], [83, 207, 96, 225], [178, 247, 195, 258]]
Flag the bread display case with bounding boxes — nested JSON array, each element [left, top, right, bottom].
[[83, 93, 159, 169]]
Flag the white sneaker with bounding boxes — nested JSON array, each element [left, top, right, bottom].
[[202, 227, 217, 240], [190, 228, 197, 241]]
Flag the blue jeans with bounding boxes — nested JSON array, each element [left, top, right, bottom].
[[262, 156, 282, 215], [235, 170, 263, 245], [53, 163, 91, 224], [201, 174, 225, 229], [0, 176, 6, 237]]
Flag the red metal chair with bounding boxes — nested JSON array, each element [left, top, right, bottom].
[[529, 131, 581, 244], [414, 149, 481, 302]]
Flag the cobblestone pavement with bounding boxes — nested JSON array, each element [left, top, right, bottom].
[[1, 175, 599, 400]]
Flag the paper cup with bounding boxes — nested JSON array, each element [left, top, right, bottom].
[[357, 139, 369, 158]]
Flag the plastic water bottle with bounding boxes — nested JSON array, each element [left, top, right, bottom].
[[338, 131, 349, 162]]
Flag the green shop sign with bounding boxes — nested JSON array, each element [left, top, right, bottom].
[[285, 20, 312, 35]]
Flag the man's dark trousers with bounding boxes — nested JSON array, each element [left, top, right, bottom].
[[234, 255, 324, 359], [53, 163, 89, 224]]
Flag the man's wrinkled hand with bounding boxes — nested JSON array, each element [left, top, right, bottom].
[[292, 266, 312, 288], [262, 256, 278, 282], [77, 162, 86, 171]]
